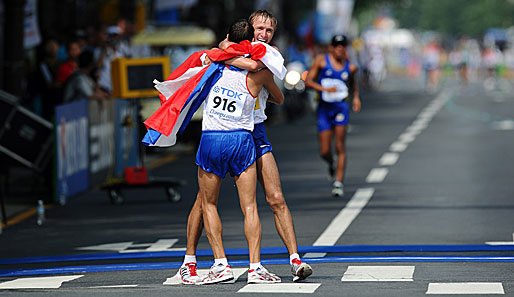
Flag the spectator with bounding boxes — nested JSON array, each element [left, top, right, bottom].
[[62, 50, 109, 103], [34, 38, 62, 120], [56, 39, 82, 85]]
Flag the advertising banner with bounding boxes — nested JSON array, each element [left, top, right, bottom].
[[55, 100, 89, 204], [114, 99, 140, 175]]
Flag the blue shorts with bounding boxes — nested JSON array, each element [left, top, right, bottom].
[[196, 130, 256, 178], [252, 123, 272, 159], [317, 100, 350, 132]]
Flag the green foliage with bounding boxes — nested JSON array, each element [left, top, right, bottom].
[[391, 0, 514, 37]]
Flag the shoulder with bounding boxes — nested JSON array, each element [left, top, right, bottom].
[[349, 63, 358, 72]]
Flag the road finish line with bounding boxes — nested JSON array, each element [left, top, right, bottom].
[[1, 255, 514, 277], [2, 244, 514, 265]]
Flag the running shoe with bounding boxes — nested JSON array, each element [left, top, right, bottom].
[[332, 181, 344, 197], [291, 259, 313, 282], [177, 262, 200, 284], [196, 264, 234, 285], [247, 266, 281, 284]]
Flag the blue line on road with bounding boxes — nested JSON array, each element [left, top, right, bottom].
[[2, 244, 514, 265], [2, 255, 514, 277]]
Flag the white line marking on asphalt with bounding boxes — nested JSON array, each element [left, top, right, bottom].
[[0, 275, 84, 289], [89, 285, 139, 288], [238, 283, 321, 294], [491, 120, 514, 130], [398, 132, 417, 143], [486, 233, 514, 245], [366, 168, 389, 183], [426, 283, 504, 295], [163, 268, 248, 285], [379, 152, 399, 166], [342, 266, 415, 282], [304, 188, 375, 258], [390, 141, 408, 152]]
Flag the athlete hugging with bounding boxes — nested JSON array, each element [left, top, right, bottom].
[[170, 10, 313, 285]]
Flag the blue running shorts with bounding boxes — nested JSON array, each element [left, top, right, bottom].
[[252, 122, 272, 159], [317, 100, 350, 132], [196, 130, 256, 178]]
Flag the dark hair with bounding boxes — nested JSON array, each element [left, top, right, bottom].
[[248, 9, 277, 28], [227, 19, 254, 43], [78, 50, 94, 68]]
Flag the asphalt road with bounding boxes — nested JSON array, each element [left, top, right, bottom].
[[1, 75, 514, 296]]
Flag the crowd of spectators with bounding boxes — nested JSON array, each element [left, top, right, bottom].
[[29, 19, 135, 121]]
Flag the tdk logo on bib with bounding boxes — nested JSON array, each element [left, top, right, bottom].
[[214, 86, 243, 100]]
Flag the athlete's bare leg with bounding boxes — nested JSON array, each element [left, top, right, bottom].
[[257, 152, 298, 255], [319, 129, 334, 169], [333, 125, 347, 183], [198, 167, 225, 259], [185, 193, 203, 255], [233, 163, 261, 263]]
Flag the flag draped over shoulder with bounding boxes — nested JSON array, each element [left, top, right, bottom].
[[142, 40, 268, 147]]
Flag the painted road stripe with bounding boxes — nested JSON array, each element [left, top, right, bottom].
[[0, 275, 83, 289], [238, 283, 321, 294], [304, 188, 375, 258], [89, 285, 139, 288], [426, 283, 504, 295], [379, 152, 399, 166], [342, 266, 414, 282], [163, 268, 247, 285], [3, 256, 514, 277], [390, 141, 408, 152], [366, 168, 388, 183], [4, 244, 514, 265]]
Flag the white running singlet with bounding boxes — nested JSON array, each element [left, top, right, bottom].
[[202, 69, 257, 131], [254, 88, 269, 124]]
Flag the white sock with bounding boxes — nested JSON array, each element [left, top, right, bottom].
[[214, 258, 228, 267], [333, 181, 343, 187], [250, 262, 261, 271], [289, 253, 301, 265], [182, 255, 196, 267]]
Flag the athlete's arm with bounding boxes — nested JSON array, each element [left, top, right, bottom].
[[250, 69, 284, 105], [305, 54, 336, 93], [224, 56, 266, 72], [349, 63, 361, 112]]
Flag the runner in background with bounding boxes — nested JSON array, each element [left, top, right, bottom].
[[305, 34, 361, 197]]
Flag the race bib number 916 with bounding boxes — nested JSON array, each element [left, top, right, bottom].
[[206, 92, 244, 120]]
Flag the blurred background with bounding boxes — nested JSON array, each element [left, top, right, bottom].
[[1, 0, 514, 221]]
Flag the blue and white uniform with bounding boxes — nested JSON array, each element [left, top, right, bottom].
[[253, 88, 273, 159], [317, 55, 351, 132], [196, 68, 257, 178]]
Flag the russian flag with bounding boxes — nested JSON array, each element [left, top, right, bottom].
[[142, 41, 285, 147]]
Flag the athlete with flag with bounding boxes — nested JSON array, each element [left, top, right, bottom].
[[171, 10, 312, 284]]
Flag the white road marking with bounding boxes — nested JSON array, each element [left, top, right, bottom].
[[366, 168, 389, 183], [390, 141, 408, 152], [426, 282, 504, 295], [486, 233, 514, 245], [89, 285, 139, 288], [398, 132, 417, 143], [0, 275, 83, 289], [304, 188, 375, 258], [163, 268, 248, 285], [238, 283, 321, 294], [341, 266, 414, 282], [379, 152, 399, 166], [491, 120, 514, 130], [78, 239, 179, 253]]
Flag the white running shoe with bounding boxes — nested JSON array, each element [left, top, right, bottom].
[[291, 259, 312, 282], [196, 264, 234, 285], [247, 266, 281, 284], [177, 262, 200, 284], [332, 181, 344, 197]]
